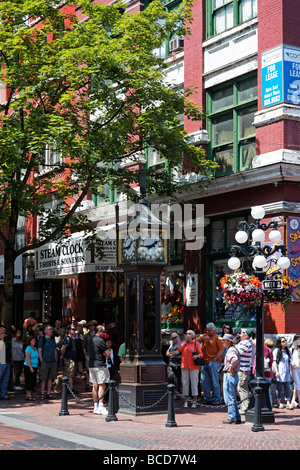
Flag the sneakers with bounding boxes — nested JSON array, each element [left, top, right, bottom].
[[13, 386, 22, 391], [191, 402, 197, 409], [97, 405, 108, 415], [94, 404, 108, 415], [183, 401, 188, 408], [286, 404, 294, 410]]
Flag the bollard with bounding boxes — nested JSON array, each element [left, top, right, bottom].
[[165, 384, 177, 427], [105, 380, 118, 422], [59, 376, 70, 416]]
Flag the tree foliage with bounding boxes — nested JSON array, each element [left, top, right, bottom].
[[0, 0, 215, 325]]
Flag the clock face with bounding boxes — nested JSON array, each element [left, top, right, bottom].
[[138, 233, 165, 261], [122, 236, 135, 261], [290, 218, 299, 230]]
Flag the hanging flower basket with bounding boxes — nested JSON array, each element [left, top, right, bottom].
[[263, 275, 294, 308], [220, 270, 263, 310]]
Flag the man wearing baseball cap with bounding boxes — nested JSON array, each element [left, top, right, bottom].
[[236, 329, 253, 415], [197, 322, 224, 405], [222, 334, 241, 424]]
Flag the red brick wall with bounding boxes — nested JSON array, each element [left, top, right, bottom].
[[183, 0, 206, 134]]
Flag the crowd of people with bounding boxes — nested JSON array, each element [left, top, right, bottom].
[[1, 314, 300, 422], [0, 313, 125, 416], [166, 322, 300, 424]]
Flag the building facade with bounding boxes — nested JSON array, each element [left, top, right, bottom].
[[4, 0, 300, 344]]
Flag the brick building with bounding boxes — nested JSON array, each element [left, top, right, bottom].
[[5, 0, 300, 343]]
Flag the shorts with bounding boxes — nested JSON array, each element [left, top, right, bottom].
[[39, 361, 57, 381], [63, 358, 76, 378], [89, 366, 110, 384]]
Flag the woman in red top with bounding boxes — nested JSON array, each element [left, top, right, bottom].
[[177, 330, 203, 409]]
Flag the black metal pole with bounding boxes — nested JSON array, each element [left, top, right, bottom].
[[106, 380, 118, 422], [59, 376, 70, 416], [251, 295, 265, 432], [165, 384, 177, 428]]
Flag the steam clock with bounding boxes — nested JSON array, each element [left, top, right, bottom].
[[117, 196, 169, 415]]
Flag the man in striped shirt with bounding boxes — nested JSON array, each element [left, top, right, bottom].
[[236, 329, 253, 415]]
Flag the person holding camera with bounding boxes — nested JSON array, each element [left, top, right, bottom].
[[177, 330, 203, 409], [166, 333, 182, 395], [222, 334, 241, 424]]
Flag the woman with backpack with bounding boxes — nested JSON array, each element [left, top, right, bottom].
[[273, 337, 293, 409]]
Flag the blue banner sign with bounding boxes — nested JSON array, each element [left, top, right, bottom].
[[261, 46, 283, 108], [284, 46, 300, 105]]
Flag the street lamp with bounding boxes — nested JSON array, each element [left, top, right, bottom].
[[228, 205, 290, 432]]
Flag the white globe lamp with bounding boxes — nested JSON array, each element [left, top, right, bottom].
[[269, 230, 281, 243], [253, 255, 267, 269], [252, 229, 265, 243], [277, 256, 290, 270], [228, 257, 241, 270], [235, 230, 248, 244], [251, 205, 265, 220]]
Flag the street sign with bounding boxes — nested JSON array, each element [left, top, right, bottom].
[[262, 280, 283, 290]]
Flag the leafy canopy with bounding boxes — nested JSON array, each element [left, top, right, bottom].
[[0, 0, 215, 252]]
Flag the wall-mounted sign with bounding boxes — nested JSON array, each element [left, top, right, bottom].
[[0, 255, 23, 284], [287, 217, 300, 301], [35, 231, 121, 279], [186, 273, 198, 307], [261, 45, 300, 108], [261, 45, 283, 108], [262, 280, 283, 290], [284, 45, 300, 105]]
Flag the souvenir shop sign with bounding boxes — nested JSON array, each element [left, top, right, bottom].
[[287, 216, 300, 301], [35, 231, 121, 279], [0, 255, 23, 284]]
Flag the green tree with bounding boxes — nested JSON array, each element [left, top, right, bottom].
[[0, 0, 215, 328]]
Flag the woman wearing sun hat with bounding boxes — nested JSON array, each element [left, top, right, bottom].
[[222, 334, 242, 424]]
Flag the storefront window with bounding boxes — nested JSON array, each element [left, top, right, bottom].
[[207, 213, 256, 327], [161, 272, 184, 330], [213, 260, 256, 325], [128, 279, 137, 352]]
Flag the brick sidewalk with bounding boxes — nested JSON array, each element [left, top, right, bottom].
[[0, 385, 300, 451]]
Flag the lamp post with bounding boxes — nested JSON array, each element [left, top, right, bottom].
[[228, 205, 290, 432]]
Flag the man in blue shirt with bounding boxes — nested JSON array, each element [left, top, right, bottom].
[[38, 324, 57, 399]]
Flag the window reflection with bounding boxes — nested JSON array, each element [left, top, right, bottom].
[[143, 279, 156, 351], [128, 279, 137, 352]]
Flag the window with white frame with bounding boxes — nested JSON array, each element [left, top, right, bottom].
[[207, 0, 257, 37], [146, 0, 184, 59], [37, 194, 64, 236], [40, 142, 62, 172]]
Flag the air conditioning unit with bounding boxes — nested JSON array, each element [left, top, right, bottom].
[[169, 37, 184, 52]]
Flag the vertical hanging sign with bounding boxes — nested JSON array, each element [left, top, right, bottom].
[[287, 216, 300, 301], [262, 45, 300, 108], [261, 45, 283, 108], [283, 45, 300, 105]]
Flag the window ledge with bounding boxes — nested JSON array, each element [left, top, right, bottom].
[[203, 17, 258, 49]]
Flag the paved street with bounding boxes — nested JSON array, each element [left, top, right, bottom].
[[0, 384, 299, 455]]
